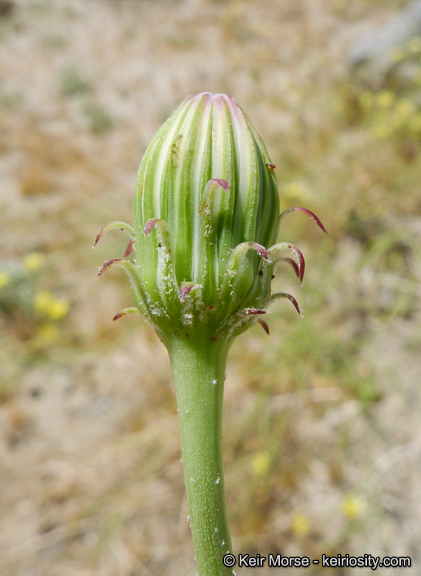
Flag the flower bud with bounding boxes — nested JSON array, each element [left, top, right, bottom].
[[95, 93, 326, 344]]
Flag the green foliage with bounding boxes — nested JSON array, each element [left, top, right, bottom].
[[0, 11, 21, 40], [83, 100, 114, 134], [282, 320, 379, 404], [60, 65, 92, 97], [42, 33, 67, 49], [0, 87, 24, 110]]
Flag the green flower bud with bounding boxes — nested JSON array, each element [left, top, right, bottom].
[[94, 93, 327, 576], [95, 92, 326, 345]]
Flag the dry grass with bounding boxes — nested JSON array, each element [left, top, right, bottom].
[[1, 1, 420, 575]]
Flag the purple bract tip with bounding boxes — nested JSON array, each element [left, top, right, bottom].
[[283, 293, 302, 316], [179, 283, 195, 300], [143, 218, 160, 235], [285, 207, 328, 234], [244, 308, 267, 315], [287, 244, 305, 284], [98, 258, 123, 276], [258, 319, 270, 335], [93, 225, 106, 248], [211, 178, 229, 191], [253, 243, 270, 262], [124, 239, 134, 258]]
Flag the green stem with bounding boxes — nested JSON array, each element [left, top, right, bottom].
[[168, 333, 235, 576]]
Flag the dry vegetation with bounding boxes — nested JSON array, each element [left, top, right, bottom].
[[0, 0, 420, 575]]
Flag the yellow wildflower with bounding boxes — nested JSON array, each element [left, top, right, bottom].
[[291, 513, 310, 538], [251, 452, 271, 477], [395, 98, 415, 119], [23, 252, 45, 272], [34, 291, 69, 320], [341, 494, 364, 520], [0, 271, 11, 289], [34, 291, 54, 314], [47, 298, 69, 320], [376, 91, 395, 109]]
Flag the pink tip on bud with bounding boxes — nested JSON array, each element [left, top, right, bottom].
[[211, 178, 229, 191], [282, 292, 302, 316], [143, 219, 161, 235], [280, 207, 327, 234], [287, 244, 305, 284], [258, 319, 270, 335], [179, 283, 196, 301], [93, 225, 106, 248], [112, 307, 138, 321], [244, 308, 267, 315], [92, 221, 135, 248], [124, 239, 134, 258], [269, 242, 305, 284], [252, 243, 270, 262], [271, 291, 302, 316], [98, 258, 123, 276]]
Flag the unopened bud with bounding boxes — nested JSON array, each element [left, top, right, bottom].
[[95, 92, 326, 344]]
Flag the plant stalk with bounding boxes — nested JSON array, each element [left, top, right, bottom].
[[168, 333, 234, 576]]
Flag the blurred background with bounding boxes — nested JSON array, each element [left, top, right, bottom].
[[1, 0, 420, 574]]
